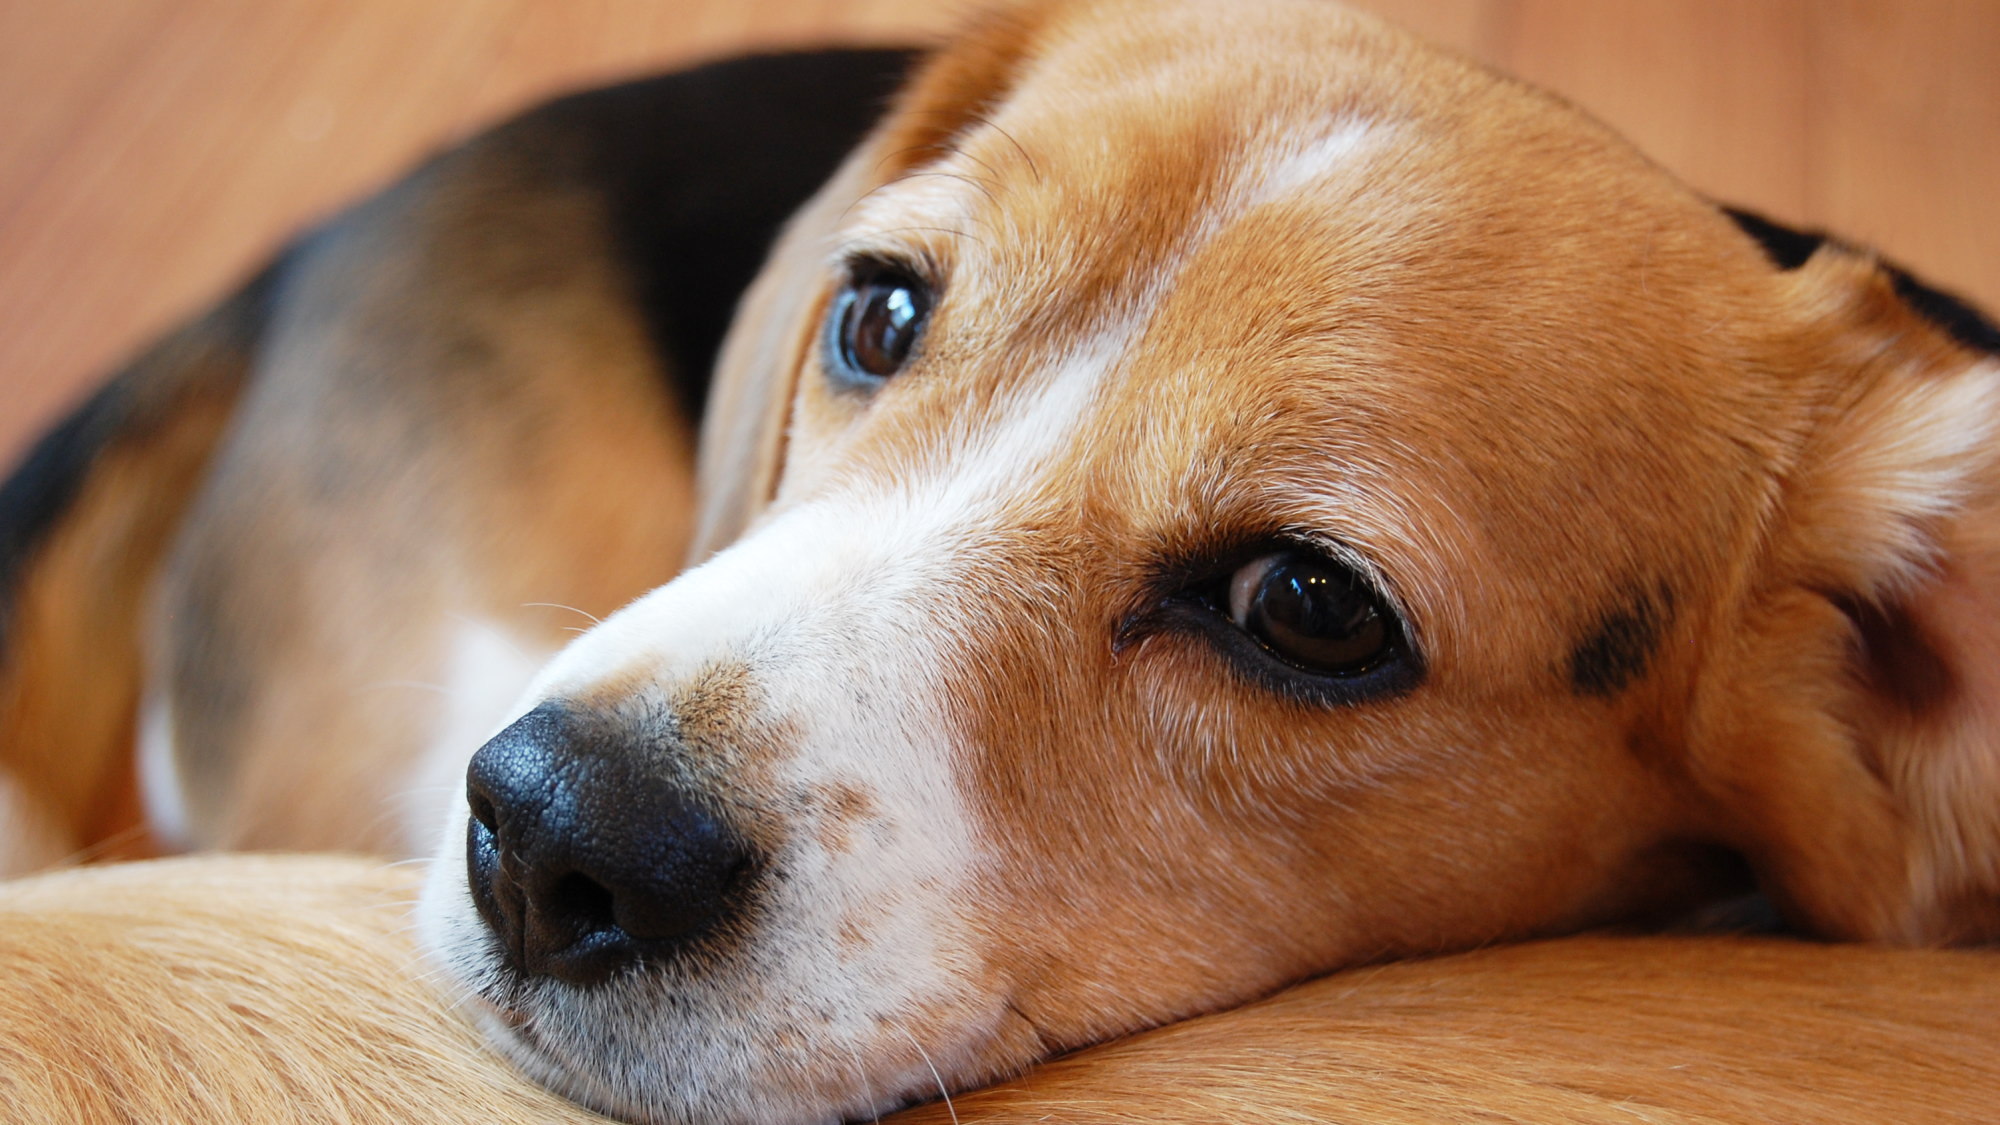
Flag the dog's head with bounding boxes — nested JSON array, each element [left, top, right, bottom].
[[420, 1, 2000, 1121]]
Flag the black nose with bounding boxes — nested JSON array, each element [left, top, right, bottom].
[[464, 703, 752, 986]]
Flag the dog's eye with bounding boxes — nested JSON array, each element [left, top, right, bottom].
[[1143, 543, 1420, 705], [825, 265, 932, 386], [1224, 551, 1395, 676]]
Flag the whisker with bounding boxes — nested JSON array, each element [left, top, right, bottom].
[[54, 822, 156, 867], [899, 170, 999, 204], [841, 1039, 883, 1125], [895, 1027, 960, 1125], [961, 111, 1041, 184], [445, 610, 539, 665], [880, 225, 990, 251], [523, 601, 602, 626]]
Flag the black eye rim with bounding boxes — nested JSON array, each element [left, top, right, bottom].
[[1138, 538, 1424, 707], [821, 257, 935, 390]]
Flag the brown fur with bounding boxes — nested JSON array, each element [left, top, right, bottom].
[[3, 855, 1996, 1124]]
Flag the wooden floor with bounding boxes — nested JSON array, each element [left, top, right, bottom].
[[2, 0, 1996, 464]]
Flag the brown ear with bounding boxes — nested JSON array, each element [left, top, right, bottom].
[[690, 4, 1052, 561], [1694, 243, 2000, 943]]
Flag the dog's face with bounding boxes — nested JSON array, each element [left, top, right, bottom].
[[421, 1, 2000, 1121]]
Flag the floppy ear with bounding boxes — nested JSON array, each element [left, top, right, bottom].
[[692, 155, 877, 561], [691, 3, 1053, 560], [1694, 224, 2000, 943]]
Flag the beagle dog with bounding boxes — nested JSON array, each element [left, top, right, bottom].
[[3, 0, 1999, 1122], [418, 0, 2000, 1118]]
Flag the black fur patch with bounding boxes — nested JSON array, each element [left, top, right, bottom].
[[1569, 585, 1673, 698], [524, 49, 917, 423], [1883, 264, 2000, 356], [1723, 206, 1827, 271], [1723, 204, 2000, 356]]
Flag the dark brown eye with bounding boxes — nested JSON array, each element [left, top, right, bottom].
[[1226, 551, 1392, 675], [826, 266, 931, 386]]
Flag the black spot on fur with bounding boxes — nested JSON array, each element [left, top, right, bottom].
[[1723, 206, 1827, 271], [523, 49, 917, 423], [1723, 204, 2000, 356], [1882, 264, 2000, 355], [1569, 585, 1673, 698]]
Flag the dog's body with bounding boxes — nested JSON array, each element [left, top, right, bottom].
[[3, 1, 2000, 1122], [0, 48, 915, 870]]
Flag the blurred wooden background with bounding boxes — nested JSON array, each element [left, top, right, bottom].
[[2, 0, 1996, 465]]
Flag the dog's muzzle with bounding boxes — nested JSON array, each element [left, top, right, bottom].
[[464, 703, 754, 986]]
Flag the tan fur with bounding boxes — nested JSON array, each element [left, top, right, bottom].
[[4, 855, 1996, 1124], [897, 934, 2000, 1125], [1686, 253, 2000, 942], [0, 857, 609, 1124]]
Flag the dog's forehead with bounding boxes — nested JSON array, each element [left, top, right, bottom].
[[824, 2, 1784, 665]]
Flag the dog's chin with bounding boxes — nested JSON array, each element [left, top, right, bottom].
[[467, 998, 634, 1120], [460, 970, 946, 1125]]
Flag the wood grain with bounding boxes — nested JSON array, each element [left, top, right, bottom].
[[1, 0, 1994, 464]]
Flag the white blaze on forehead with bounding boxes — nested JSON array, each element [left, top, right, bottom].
[[1083, 115, 1388, 356], [1239, 117, 1383, 212]]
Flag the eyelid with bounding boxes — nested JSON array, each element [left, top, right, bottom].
[[828, 246, 945, 292], [1133, 533, 1424, 666]]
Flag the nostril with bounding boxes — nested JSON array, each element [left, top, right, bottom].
[[467, 789, 499, 833], [549, 871, 618, 934]]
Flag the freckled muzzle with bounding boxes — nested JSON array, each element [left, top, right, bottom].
[[464, 702, 755, 987]]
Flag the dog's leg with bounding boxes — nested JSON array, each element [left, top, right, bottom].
[[0, 855, 616, 1123]]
